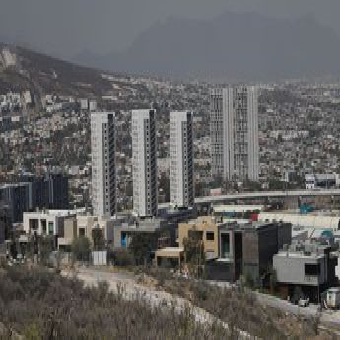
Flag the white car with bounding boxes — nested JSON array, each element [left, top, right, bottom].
[[298, 298, 309, 307]]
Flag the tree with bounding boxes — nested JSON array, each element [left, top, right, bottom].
[[242, 272, 255, 288], [128, 233, 157, 266], [107, 247, 135, 267], [39, 235, 56, 265], [268, 179, 286, 190], [183, 228, 205, 278], [92, 227, 105, 251], [210, 176, 223, 189], [71, 236, 91, 262], [242, 180, 262, 191]]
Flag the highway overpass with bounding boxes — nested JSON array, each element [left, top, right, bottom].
[[194, 189, 340, 204], [157, 189, 339, 210]]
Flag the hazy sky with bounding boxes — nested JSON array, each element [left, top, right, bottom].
[[0, 0, 339, 59]]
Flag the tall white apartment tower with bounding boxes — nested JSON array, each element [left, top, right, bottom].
[[170, 111, 194, 208], [210, 86, 259, 181], [91, 112, 116, 217], [131, 109, 158, 217]]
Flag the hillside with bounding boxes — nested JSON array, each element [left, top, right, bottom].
[[0, 266, 230, 339], [0, 266, 338, 339], [0, 43, 114, 98]]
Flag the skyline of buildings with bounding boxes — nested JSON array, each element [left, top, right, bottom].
[[86, 85, 338, 219], [91, 112, 117, 217], [210, 86, 259, 182]]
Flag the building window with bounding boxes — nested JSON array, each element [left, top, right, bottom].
[[305, 263, 320, 276], [206, 232, 214, 241], [79, 228, 86, 237], [41, 220, 47, 234], [48, 222, 54, 235], [29, 219, 39, 231], [220, 234, 230, 258], [188, 230, 203, 240]]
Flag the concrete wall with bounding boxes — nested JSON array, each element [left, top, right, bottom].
[[97, 219, 115, 243], [258, 212, 339, 230], [242, 225, 278, 283], [206, 260, 232, 281], [63, 218, 77, 240], [242, 231, 259, 265], [76, 215, 98, 240], [273, 253, 327, 286], [114, 226, 122, 248]]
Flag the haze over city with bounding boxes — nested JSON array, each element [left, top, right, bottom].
[[0, 0, 340, 80], [0, 0, 341, 338]]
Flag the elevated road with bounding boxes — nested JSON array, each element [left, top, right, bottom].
[[194, 189, 340, 205]]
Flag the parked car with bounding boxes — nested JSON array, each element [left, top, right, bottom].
[[298, 298, 309, 307]]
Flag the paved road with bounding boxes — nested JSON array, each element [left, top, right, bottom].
[[254, 291, 339, 326], [207, 280, 339, 326], [204, 279, 339, 325]]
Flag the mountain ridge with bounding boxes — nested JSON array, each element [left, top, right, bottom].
[[0, 43, 116, 97], [73, 11, 339, 82]]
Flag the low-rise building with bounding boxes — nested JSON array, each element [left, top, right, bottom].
[[218, 221, 292, 284], [155, 247, 184, 268], [114, 217, 172, 249], [177, 216, 222, 260], [155, 218, 291, 283], [273, 241, 338, 302], [59, 214, 117, 250], [23, 209, 77, 238], [305, 174, 339, 189]]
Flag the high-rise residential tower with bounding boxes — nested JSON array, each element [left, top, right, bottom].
[[91, 112, 116, 217], [170, 111, 194, 208], [210, 86, 259, 181], [131, 109, 158, 217]]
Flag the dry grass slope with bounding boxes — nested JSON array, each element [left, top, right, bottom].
[[0, 266, 233, 339]]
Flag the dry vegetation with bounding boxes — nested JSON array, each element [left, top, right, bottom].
[[136, 267, 339, 340], [0, 265, 338, 339], [0, 266, 232, 339]]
